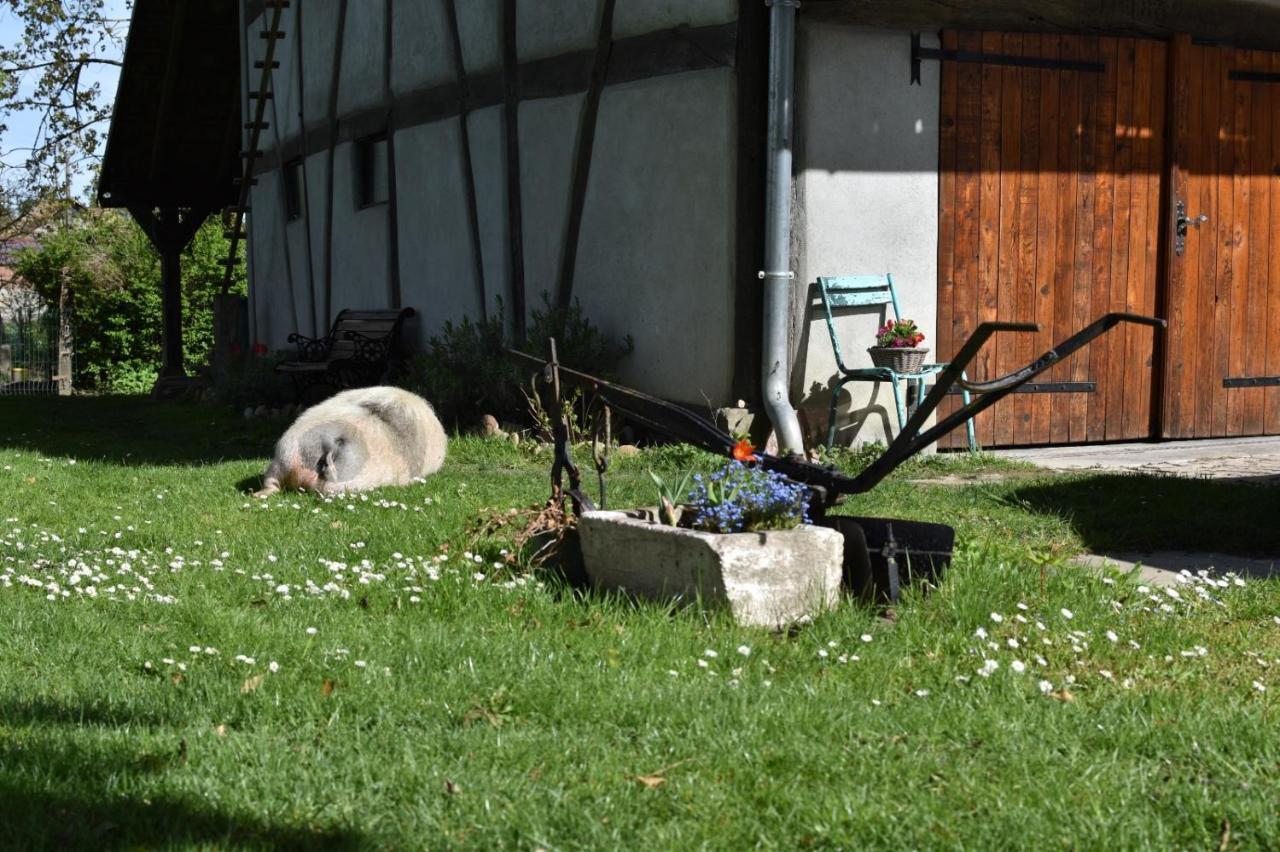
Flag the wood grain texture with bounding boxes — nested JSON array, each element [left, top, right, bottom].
[[938, 32, 1166, 446], [936, 31, 960, 448]]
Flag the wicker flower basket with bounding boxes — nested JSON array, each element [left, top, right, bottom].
[[867, 346, 929, 374]]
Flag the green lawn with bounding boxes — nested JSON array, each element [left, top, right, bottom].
[[1, 396, 1278, 849]]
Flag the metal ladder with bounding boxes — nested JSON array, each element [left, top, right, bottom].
[[220, 0, 289, 295]]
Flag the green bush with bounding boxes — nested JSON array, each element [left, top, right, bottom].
[[403, 295, 633, 430], [14, 210, 245, 392]]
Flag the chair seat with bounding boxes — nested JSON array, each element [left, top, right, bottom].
[[839, 363, 947, 380]]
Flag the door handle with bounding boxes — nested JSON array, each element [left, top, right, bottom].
[[1174, 200, 1209, 256]]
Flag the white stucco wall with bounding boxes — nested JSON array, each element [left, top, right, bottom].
[[517, 0, 601, 61], [794, 24, 941, 446], [336, 3, 386, 116], [613, 0, 737, 38], [467, 105, 512, 320], [301, 150, 329, 336], [390, 0, 454, 95], [395, 117, 486, 348], [517, 93, 584, 318], [455, 0, 502, 76], [574, 68, 737, 405], [328, 141, 393, 317]]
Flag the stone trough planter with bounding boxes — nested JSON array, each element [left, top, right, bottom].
[[577, 509, 844, 630]]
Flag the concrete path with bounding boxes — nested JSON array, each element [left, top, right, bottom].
[[994, 435, 1280, 484], [1073, 551, 1279, 587]]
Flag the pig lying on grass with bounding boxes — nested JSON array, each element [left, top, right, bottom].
[[255, 386, 447, 496]]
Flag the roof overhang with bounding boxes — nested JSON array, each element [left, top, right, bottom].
[[803, 0, 1280, 51], [98, 0, 241, 211]]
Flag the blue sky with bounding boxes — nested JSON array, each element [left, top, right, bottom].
[[0, 0, 130, 200]]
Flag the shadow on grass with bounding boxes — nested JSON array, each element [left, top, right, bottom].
[[0, 697, 362, 850], [1004, 473, 1280, 556], [0, 395, 281, 466]]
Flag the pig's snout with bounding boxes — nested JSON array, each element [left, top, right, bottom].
[[281, 464, 322, 492]]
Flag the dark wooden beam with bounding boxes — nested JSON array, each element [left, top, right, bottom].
[[802, 0, 1280, 52], [502, 0, 527, 340], [158, 208, 185, 378], [445, 0, 488, 322], [555, 0, 617, 314], [126, 204, 214, 379]]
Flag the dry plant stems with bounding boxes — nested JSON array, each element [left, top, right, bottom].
[[467, 502, 577, 573]]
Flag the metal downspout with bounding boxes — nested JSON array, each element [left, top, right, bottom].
[[760, 0, 805, 454]]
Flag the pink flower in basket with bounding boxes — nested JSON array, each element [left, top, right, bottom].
[[875, 319, 926, 349]]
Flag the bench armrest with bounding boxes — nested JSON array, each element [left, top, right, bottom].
[[287, 332, 333, 362]]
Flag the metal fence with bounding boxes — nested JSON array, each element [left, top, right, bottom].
[[0, 307, 68, 396]]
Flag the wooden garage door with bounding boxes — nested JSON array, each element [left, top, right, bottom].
[[937, 32, 1167, 448], [1163, 36, 1280, 438]]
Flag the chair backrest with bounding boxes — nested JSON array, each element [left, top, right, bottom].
[[817, 274, 901, 372]]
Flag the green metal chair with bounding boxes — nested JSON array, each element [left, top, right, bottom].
[[818, 274, 977, 451]]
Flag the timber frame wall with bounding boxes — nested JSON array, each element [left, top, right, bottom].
[[240, 0, 764, 407]]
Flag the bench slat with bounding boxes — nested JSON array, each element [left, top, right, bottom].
[[335, 310, 414, 321], [334, 319, 400, 333]]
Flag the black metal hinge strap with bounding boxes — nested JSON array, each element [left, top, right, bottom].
[[1228, 70, 1280, 83], [947, 381, 1096, 395], [1223, 376, 1280, 388], [910, 33, 1105, 85]]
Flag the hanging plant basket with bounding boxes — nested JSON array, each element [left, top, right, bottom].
[[867, 346, 929, 374]]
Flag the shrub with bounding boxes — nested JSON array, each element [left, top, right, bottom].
[[404, 294, 633, 431], [14, 210, 245, 392]]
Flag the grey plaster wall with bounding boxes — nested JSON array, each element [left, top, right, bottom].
[[517, 0, 601, 61], [328, 141, 393, 318], [395, 118, 485, 347], [390, 0, 454, 95], [299, 1, 338, 123], [336, 3, 386, 116], [517, 93, 585, 318], [467, 105, 511, 319], [793, 24, 941, 446], [247, 170, 297, 347], [612, 0, 737, 38], [574, 68, 736, 404], [455, 0, 502, 77], [302, 151, 330, 336]]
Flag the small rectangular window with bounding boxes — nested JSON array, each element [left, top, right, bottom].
[[283, 159, 303, 221], [356, 135, 389, 208]]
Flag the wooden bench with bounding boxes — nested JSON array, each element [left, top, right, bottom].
[[276, 307, 415, 398]]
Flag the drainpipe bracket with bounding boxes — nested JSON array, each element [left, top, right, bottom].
[[758, 270, 796, 280], [765, 0, 801, 7]]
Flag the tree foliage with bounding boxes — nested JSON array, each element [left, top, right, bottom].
[[14, 208, 245, 393], [1, 0, 127, 236]]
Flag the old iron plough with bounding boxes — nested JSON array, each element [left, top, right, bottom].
[[511, 313, 1164, 602]]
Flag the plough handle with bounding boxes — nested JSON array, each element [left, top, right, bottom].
[[846, 312, 1166, 493]]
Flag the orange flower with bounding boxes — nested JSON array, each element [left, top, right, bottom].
[[731, 438, 757, 462]]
